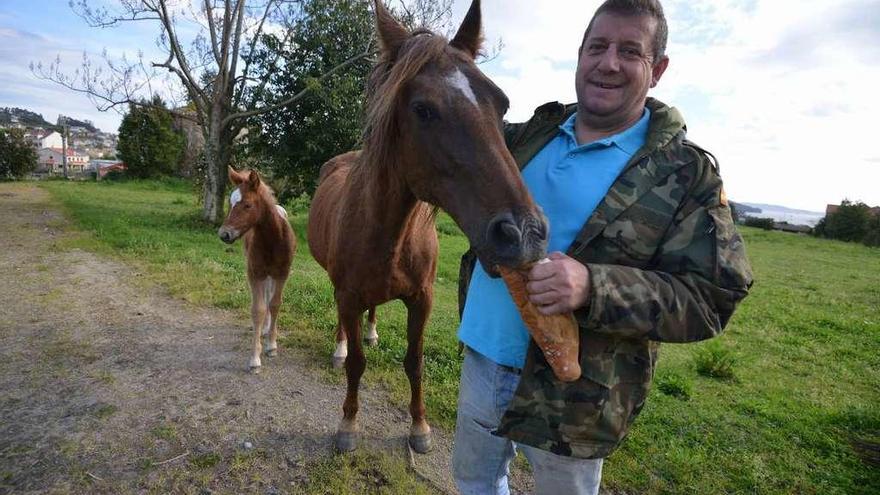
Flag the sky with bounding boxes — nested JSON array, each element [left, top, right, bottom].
[[2, 0, 879, 212]]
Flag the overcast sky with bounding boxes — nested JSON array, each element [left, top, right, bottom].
[[2, 0, 878, 211]]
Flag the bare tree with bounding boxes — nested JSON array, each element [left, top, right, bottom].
[[33, 0, 452, 224]]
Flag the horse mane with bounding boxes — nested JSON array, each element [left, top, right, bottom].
[[361, 31, 449, 172]]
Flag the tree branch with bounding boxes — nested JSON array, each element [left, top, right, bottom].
[[204, 0, 223, 65], [223, 45, 375, 126]]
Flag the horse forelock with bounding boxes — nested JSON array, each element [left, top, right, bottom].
[[362, 33, 450, 170]]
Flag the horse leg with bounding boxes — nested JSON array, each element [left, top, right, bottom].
[[264, 277, 284, 357], [402, 287, 433, 454], [336, 291, 366, 452], [364, 306, 379, 347], [332, 322, 347, 369], [248, 278, 267, 373]]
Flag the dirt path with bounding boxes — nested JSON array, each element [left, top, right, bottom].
[[1, 184, 532, 494]]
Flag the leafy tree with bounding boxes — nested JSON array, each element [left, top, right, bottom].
[[246, 0, 373, 199], [0, 128, 38, 180], [117, 97, 184, 178], [863, 213, 880, 247], [823, 200, 870, 243]]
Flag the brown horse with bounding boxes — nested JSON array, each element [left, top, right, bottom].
[[308, 0, 548, 454], [219, 167, 297, 374]]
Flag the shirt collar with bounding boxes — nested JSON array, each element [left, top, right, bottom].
[[558, 107, 652, 155]]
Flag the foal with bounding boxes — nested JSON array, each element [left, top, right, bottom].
[[308, 0, 548, 453], [219, 167, 296, 373]]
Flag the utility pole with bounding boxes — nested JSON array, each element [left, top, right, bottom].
[[60, 117, 70, 179]]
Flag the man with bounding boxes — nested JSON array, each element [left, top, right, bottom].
[[452, 1, 753, 494]]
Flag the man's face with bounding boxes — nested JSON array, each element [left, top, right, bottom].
[[575, 13, 668, 129]]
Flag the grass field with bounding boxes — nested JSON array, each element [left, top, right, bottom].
[[40, 179, 880, 494]]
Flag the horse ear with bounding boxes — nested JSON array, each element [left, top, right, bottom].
[[229, 166, 245, 185], [374, 0, 408, 58], [247, 170, 261, 189], [450, 0, 483, 59]]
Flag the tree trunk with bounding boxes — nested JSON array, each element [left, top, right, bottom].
[[201, 104, 232, 225]]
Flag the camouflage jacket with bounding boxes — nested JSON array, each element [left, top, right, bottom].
[[457, 98, 753, 459]]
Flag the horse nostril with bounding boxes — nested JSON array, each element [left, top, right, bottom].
[[487, 212, 523, 248]]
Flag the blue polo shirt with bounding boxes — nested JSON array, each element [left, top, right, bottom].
[[458, 108, 651, 368]]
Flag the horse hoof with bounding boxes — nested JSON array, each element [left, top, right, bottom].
[[265, 348, 278, 357], [364, 337, 379, 347], [332, 356, 346, 369], [335, 431, 358, 453], [249, 365, 261, 374], [408, 433, 432, 454]]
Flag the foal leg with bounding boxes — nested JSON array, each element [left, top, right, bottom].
[[264, 276, 284, 357], [403, 288, 433, 454], [248, 278, 268, 373], [336, 292, 366, 452], [364, 306, 379, 347]]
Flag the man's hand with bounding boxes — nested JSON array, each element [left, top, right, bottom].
[[526, 252, 591, 316]]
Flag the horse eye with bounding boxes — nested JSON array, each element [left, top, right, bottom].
[[412, 102, 437, 122], [243, 203, 252, 209]]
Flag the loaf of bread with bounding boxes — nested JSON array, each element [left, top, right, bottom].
[[498, 262, 581, 382]]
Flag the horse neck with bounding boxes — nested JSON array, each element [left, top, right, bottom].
[[351, 156, 431, 253], [251, 197, 285, 245]]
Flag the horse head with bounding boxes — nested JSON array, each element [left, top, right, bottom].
[[219, 167, 267, 244], [367, 0, 548, 272]]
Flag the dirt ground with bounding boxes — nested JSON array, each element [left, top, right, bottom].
[[0, 184, 540, 494]]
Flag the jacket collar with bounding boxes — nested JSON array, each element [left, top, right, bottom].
[[567, 98, 690, 255]]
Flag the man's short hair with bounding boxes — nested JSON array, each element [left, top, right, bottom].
[[581, 0, 668, 62]]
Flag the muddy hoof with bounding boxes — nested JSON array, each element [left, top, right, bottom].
[[249, 365, 262, 375], [408, 433, 432, 454], [364, 337, 379, 347], [332, 356, 346, 369], [335, 431, 358, 453], [265, 348, 278, 357]]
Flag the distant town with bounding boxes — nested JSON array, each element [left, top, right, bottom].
[[0, 106, 123, 178]]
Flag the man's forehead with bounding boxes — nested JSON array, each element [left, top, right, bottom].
[[586, 12, 656, 45]]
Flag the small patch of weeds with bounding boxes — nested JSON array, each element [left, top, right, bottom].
[[151, 423, 178, 441], [654, 371, 692, 400], [93, 403, 118, 419], [693, 341, 737, 380], [189, 452, 221, 469]]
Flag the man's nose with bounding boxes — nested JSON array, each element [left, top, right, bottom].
[[597, 46, 621, 72]]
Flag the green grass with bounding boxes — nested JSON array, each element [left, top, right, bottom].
[[39, 179, 880, 494]]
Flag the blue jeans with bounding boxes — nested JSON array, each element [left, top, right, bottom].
[[453, 347, 603, 495]]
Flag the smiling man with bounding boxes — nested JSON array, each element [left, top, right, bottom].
[[453, 1, 753, 494]]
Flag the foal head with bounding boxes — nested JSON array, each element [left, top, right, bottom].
[[367, 0, 548, 271], [218, 167, 272, 244]]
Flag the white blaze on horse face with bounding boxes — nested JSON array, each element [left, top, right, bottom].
[[446, 68, 478, 108], [230, 188, 242, 208], [275, 204, 288, 219]]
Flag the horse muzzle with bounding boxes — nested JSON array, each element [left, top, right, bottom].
[[482, 210, 548, 273], [218, 227, 239, 244]]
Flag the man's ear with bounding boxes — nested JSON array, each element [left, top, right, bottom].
[[229, 166, 245, 185], [247, 170, 261, 189], [450, 0, 483, 59], [651, 56, 669, 88], [374, 0, 408, 59]]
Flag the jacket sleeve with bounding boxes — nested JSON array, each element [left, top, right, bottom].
[[576, 161, 753, 343]]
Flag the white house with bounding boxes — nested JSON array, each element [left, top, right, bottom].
[[40, 131, 63, 149], [37, 147, 90, 174]]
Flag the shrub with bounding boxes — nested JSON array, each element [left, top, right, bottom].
[[654, 371, 692, 400], [693, 340, 737, 380], [742, 216, 775, 230]]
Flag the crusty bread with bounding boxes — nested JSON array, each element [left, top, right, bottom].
[[498, 263, 581, 382]]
